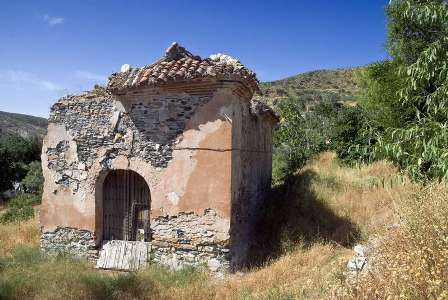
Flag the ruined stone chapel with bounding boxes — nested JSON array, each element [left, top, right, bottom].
[[40, 43, 278, 272]]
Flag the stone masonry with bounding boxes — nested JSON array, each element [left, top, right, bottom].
[[40, 43, 278, 272], [41, 227, 98, 260], [151, 209, 230, 272]]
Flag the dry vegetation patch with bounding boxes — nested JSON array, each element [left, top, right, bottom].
[[1, 152, 444, 299], [340, 184, 448, 299], [0, 217, 39, 257]]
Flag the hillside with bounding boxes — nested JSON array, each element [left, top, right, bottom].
[[0, 111, 47, 138], [260, 68, 358, 108], [0, 68, 355, 140]]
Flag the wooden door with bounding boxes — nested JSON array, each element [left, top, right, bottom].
[[103, 170, 150, 241]]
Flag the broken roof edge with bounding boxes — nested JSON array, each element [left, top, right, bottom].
[[250, 99, 280, 124], [49, 86, 111, 110], [107, 42, 260, 95]]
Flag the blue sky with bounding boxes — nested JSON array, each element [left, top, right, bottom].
[[0, 0, 389, 117]]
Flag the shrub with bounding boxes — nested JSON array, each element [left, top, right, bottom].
[[0, 134, 41, 193], [0, 194, 40, 224], [272, 146, 291, 185], [20, 161, 43, 195], [272, 98, 310, 182], [330, 106, 373, 165], [349, 1, 448, 181], [273, 98, 338, 183]]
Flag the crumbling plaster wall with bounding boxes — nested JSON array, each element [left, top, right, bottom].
[[230, 100, 275, 266], [120, 87, 235, 219], [40, 85, 243, 268]]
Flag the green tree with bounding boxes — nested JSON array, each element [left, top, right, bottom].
[[273, 98, 338, 183], [21, 161, 44, 195], [0, 193, 40, 223], [330, 106, 372, 165], [0, 148, 15, 191], [0, 134, 41, 192], [338, 60, 407, 166], [273, 98, 308, 182], [0, 134, 40, 163], [375, 0, 448, 180], [355, 61, 408, 129], [387, 0, 448, 64], [344, 0, 448, 181]]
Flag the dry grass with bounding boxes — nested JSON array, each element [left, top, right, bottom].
[[209, 244, 352, 299], [175, 152, 416, 299], [1, 152, 436, 299], [339, 184, 448, 299], [0, 217, 39, 257], [305, 152, 416, 236]]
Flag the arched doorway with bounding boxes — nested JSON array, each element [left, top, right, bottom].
[[102, 170, 151, 242]]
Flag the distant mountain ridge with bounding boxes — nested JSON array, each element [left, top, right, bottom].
[[259, 68, 358, 108], [0, 111, 47, 138]]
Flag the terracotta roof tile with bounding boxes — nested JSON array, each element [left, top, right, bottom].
[[107, 42, 259, 94]]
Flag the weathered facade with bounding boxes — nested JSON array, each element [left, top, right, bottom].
[[40, 43, 278, 272]]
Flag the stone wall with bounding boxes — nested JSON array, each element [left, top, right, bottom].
[[150, 209, 230, 273], [41, 83, 274, 272], [48, 89, 211, 170], [40, 227, 98, 261], [40, 85, 228, 231], [41, 209, 230, 273], [41, 87, 233, 271]]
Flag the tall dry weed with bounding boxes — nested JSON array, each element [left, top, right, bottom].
[[0, 218, 39, 257], [343, 184, 448, 299]]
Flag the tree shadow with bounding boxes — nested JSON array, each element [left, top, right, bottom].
[[246, 169, 362, 268]]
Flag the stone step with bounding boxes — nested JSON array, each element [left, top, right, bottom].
[[95, 240, 151, 271]]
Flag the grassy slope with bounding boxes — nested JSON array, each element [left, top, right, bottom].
[[259, 68, 358, 108], [0, 153, 419, 299], [0, 111, 47, 138]]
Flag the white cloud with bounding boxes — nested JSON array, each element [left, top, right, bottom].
[[42, 14, 65, 26], [0, 70, 64, 92], [74, 70, 108, 83]]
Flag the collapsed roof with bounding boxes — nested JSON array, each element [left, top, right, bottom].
[[107, 42, 259, 95]]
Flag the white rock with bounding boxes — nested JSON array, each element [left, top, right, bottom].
[[354, 244, 366, 256], [207, 258, 221, 272], [347, 256, 367, 272], [209, 53, 240, 66], [161, 253, 181, 270], [120, 64, 130, 73]]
